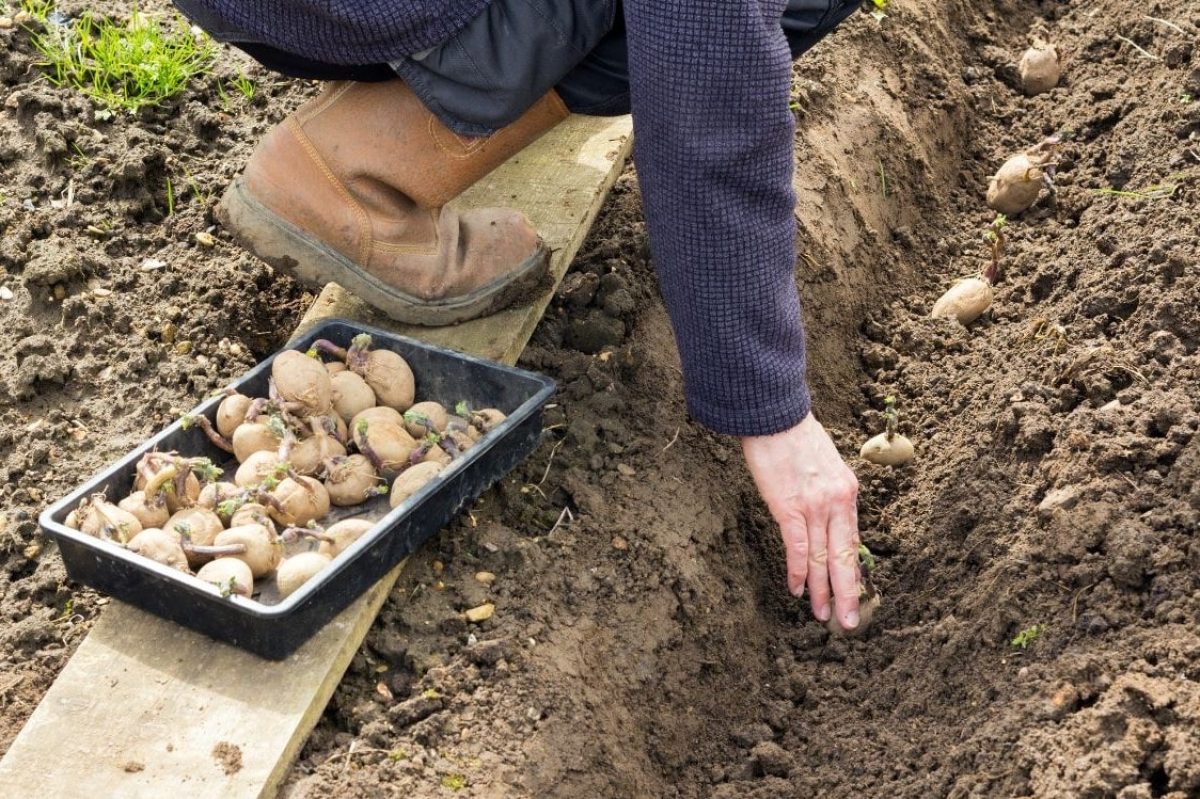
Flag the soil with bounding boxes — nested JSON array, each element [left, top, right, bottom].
[[1, 1, 1198, 797]]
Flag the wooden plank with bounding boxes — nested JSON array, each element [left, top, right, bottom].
[[0, 112, 632, 799], [0, 564, 402, 798], [295, 113, 635, 362]]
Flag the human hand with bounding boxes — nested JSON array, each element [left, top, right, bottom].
[[740, 413, 862, 629]]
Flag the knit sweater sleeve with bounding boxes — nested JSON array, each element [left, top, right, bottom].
[[623, 0, 810, 437]]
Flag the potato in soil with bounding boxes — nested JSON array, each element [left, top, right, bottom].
[[1018, 40, 1061, 95], [860, 433, 916, 466], [931, 277, 993, 325]]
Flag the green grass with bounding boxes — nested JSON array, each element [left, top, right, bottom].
[[27, 6, 216, 114]]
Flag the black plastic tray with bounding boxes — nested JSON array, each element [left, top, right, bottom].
[[38, 319, 555, 660]]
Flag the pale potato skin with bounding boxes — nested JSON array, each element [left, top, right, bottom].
[[859, 432, 916, 466], [361, 350, 415, 411], [1019, 42, 1061, 95], [825, 590, 882, 637], [235, 450, 281, 488], [403, 401, 449, 438], [215, 524, 281, 578], [268, 477, 331, 527], [390, 462, 445, 508], [119, 491, 170, 529], [325, 454, 379, 507], [317, 519, 376, 558], [931, 277, 993, 325], [232, 422, 282, 464], [216, 393, 253, 439], [272, 349, 333, 416], [127, 529, 190, 572], [330, 371, 377, 424], [196, 557, 254, 597], [276, 552, 332, 599]]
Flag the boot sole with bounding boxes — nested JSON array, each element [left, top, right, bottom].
[[215, 179, 551, 327]]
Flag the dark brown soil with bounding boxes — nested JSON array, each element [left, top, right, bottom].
[[2, 1, 1198, 797]]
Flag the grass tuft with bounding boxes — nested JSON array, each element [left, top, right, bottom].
[[27, 6, 216, 115]]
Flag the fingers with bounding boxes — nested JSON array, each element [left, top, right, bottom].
[[828, 501, 862, 629], [780, 514, 809, 599], [805, 514, 831, 622]]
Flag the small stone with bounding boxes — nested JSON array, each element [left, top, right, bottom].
[[52, 283, 67, 301], [474, 571, 496, 585], [174, 341, 192, 355], [195, 231, 216, 247], [0, 16, 14, 30], [616, 463, 636, 477], [0, 286, 13, 300], [464, 603, 494, 623], [750, 741, 793, 777], [431, 560, 444, 576], [92, 287, 112, 297], [611, 535, 628, 550], [140, 257, 167, 271], [13, 10, 31, 25], [1036, 486, 1079, 518]]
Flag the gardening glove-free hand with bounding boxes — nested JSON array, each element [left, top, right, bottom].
[[741, 414, 862, 629]]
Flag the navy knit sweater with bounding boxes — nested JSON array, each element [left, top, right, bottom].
[[202, 0, 810, 437]]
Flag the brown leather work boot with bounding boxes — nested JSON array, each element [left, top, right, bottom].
[[216, 80, 569, 325]]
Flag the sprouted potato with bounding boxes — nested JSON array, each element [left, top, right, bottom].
[[987, 136, 1060, 216], [272, 349, 332, 416], [859, 396, 915, 467], [68, 332, 522, 609], [126, 528, 190, 572], [932, 215, 1007, 326], [119, 490, 169, 529], [196, 557, 254, 598], [325, 454, 383, 506], [214, 524, 281, 578]]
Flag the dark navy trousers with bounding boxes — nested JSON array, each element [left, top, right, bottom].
[[176, 0, 860, 135]]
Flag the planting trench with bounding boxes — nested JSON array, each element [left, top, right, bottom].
[[1, 0, 1199, 797]]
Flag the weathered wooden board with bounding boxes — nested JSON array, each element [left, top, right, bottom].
[[0, 112, 632, 798]]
